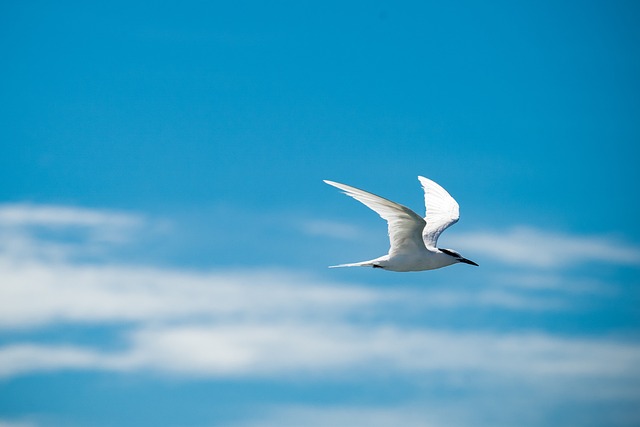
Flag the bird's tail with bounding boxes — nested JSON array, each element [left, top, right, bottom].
[[329, 260, 381, 268]]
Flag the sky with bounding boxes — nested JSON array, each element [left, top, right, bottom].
[[1, 1, 640, 426]]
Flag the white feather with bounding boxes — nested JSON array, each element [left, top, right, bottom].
[[418, 176, 459, 248]]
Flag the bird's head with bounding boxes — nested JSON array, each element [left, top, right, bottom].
[[438, 248, 479, 266]]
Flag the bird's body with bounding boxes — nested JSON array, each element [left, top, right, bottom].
[[331, 249, 458, 272], [324, 177, 478, 272]]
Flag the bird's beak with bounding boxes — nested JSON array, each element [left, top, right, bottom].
[[459, 257, 479, 266]]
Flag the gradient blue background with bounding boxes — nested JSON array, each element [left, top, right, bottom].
[[1, 1, 639, 426]]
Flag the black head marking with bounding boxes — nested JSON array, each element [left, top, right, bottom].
[[439, 248, 479, 266], [438, 248, 460, 258]]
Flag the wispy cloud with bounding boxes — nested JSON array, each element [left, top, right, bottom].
[[2, 324, 639, 384], [495, 272, 614, 294], [298, 219, 362, 240], [0, 202, 639, 416], [0, 344, 106, 378], [0, 248, 566, 331], [231, 405, 445, 427], [448, 226, 640, 268], [0, 261, 383, 328], [0, 420, 38, 427], [0, 203, 142, 229], [0, 205, 572, 330], [230, 391, 640, 427], [0, 203, 148, 262]]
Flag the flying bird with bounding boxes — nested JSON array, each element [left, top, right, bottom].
[[324, 177, 478, 272]]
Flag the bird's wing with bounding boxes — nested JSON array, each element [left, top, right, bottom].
[[418, 176, 460, 248], [324, 180, 426, 256]]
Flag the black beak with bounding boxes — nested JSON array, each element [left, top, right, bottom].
[[459, 257, 479, 266]]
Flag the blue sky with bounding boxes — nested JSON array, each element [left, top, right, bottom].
[[1, 1, 640, 426]]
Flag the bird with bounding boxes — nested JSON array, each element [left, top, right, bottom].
[[323, 176, 478, 272]]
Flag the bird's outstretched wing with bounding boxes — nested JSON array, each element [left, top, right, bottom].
[[418, 176, 460, 248], [324, 180, 426, 256]]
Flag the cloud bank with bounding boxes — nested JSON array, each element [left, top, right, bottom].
[[447, 226, 640, 268], [0, 202, 639, 422]]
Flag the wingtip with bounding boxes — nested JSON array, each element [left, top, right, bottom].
[[323, 180, 347, 191], [417, 175, 432, 185]]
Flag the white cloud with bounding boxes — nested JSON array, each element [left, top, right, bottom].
[[231, 405, 446, 427], [1, 323, 639, 385], [229, 388, 640, 427], [0, 203, 142, 229], [0, 344, 106, 378], [0, 203, 148, 263], [0, 260, 383, 328], [0, 254, 568, 330], [448, 226, 640, 268], [0, 418, 37, 427], [495, 272, 614, 294], [299, 219, 361, 240], [0, 420, 38, 427], [413, 288, 566, 310], [0, 202, 639, 410], [0, 205, 568, 330]]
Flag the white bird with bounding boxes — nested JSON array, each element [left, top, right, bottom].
[[324, 176, 478, 272]]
